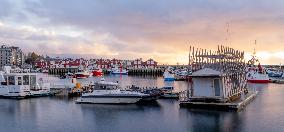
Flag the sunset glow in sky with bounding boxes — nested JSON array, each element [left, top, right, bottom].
[[0, 0, 284, 64]]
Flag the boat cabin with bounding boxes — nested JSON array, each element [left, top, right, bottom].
[[0, 73, 38, 90], [91, 81, 119, 90]]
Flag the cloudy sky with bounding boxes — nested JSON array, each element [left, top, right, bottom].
[[0, 0, 284, 64]]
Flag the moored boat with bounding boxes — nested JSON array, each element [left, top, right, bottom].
[[92, 68, 103, 76], [111, 66, 128, 75], [74, 70, 92, 79], [163, 71, 175, 81], [266, 68, 283, 78], [76, 79, 149, 104], [246, 41, 270, 83], [246, 65, 270, 83], [42, 69, 49, 73], [0, 66, 50, 98]]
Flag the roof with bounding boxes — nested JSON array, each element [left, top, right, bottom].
[[191, 68, 222, 77]]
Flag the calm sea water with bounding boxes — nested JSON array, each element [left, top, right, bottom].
[[0, 75, 284, 132]]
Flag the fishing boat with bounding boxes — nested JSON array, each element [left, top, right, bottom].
[[246, 65, 270, 83], [76, 79, 149, 104], [74, 70, 92, 79], [246, 41, 270, 83], [92, 68, 103, 76], [0, 66, 50, 98]]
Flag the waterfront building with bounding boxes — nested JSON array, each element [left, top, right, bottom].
[[143, 59, 158, 69], [133, 58, 143, 69], [35, 57, 158, 71], [0, 45, 24, 68]]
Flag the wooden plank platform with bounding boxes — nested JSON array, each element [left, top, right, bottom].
[[179, 91, 257, 111]]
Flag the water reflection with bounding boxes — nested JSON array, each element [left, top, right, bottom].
[[179, 109, 243, 132], [1, 75, 284, 132]]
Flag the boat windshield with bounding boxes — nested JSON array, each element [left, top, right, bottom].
[[23, 75, 29, 85]]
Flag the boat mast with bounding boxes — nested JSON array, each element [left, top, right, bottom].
[[188, 44, 192, 97], [253, 40, 256, 57], [225, 22, 231, 46]]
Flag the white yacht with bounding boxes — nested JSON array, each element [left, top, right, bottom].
[[76, 79, 148, 104], [0, 66, 50, 98]]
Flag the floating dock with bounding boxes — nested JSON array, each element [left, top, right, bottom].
[[180, 91, 257, 111]]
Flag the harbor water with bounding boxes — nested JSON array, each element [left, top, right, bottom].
[[0, 75, 284, 132]]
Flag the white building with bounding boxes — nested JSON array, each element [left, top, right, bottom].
[[190, 68, 225, 101]]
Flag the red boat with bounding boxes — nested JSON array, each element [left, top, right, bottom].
[[74, 70, 92, 79], [92, 68, 103, 76]]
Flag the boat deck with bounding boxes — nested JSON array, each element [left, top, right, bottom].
[[179, 91, 257, 111]]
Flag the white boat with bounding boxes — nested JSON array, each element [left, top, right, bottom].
[[42, 69, 49, 73], [246, 41, 270, 83], [266, 68, 283, 77], [163, 70, 175, 81], [111, 67, 128, 75], [176, 70, 188, 76], [0, 66, 50, 98], [246, 67, 270, 83], [76, 79, 148, 104]]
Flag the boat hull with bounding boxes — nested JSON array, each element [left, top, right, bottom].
[[30, 90, 50, 97], [93, 71, 103, 76], [164, 78, 175, 81], [76, 96, 142, 104]]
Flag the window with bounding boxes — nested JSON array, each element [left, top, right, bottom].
[[18, 77, 22, 85], [23, 75, 29, 85], [1, 76, 8, 85], [8, 76, 15, 85], [30, 75, 36, 90]]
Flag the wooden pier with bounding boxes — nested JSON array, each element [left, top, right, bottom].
[[46, 68, 162, 76], [128, 69, 163, 76], [48, 68, 78, 75]]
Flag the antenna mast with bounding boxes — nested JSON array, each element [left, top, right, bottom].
[[226, 22, 231, 45], [253, 40, 256, 56]]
